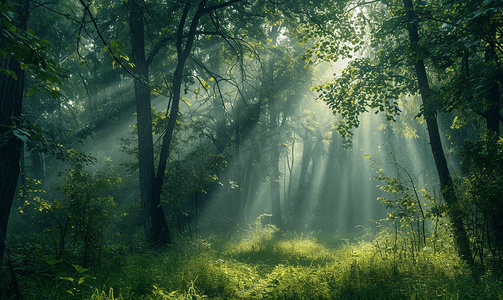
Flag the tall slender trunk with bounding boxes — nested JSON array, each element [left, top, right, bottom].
[[129, 1, 169, 244], [263, 26, 283, 226], [269, 101, 281, 225], [267, 67, 282, 226], [233, 120, 242, 218], [0, 0, 29, 265], [343, 148, 355, 232], [315, 135, 338, 231], [402, 0, 472, 264], [484, 38, 500, 135], [483, 27, 502, 247], [292, 129, 312, 227], [286, 133, 295, 212]]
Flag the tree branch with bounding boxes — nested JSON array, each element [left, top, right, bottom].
[[197, 0, 242, 17]]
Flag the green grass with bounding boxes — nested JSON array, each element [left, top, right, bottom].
[[87, 223, 502, 299], [2, 222, 503, 299]]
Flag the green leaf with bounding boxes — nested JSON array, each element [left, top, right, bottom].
[[50, 90, 60, 98], [72, 264, 89, 274], [13, 130, 28, 142], [45, 257, 62, 266], [4, 69, 18, 80], [59, 276, 74, 282], [26, 87, 37, 97]]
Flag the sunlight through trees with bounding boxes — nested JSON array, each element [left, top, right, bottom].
[[0, 0, 502, 298]]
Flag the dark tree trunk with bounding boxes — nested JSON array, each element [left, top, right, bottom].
[[342, 148, 355, 232], [292, 129, 312, 227], [285, 133, 295, 212], [232, 121, 242, 218], [0, 0, 29, 265], [31, 148, 46, 182], [315, 135, 339, 231], [483, 29, 502, 248], [263, 26, 283, 226], [269, 109, 282, 226], [267, 73, 282, 226], [129, 2, 169, 245], [297, 130, 312, 195], [402, 0, 473, 264], [484, 41, 500, 135]]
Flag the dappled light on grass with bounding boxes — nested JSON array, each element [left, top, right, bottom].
[[274, 235, 334, 266], [3, 217, 503, 299], [76, 221, 503, 299]]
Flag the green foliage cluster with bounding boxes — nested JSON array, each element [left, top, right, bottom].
[[459, 132, 503, 270], [12, 161, 138, 267], [0, 2, 62, 97], [371, 156, 444, 257]]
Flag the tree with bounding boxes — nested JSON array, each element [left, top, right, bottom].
[[129, 0, 242, 244], [401, 0, 472, 264], [0, 0, 30, 265], [305, 0, 501, 262], [127, 0, 170, 245]]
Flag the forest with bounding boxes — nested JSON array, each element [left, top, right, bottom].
[[0, 0, 502, 298]]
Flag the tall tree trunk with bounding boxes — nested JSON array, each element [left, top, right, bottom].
[[0, 0, 29, 265], [129, 1, 169, 244], [315, 134, 339, 231], [483, 28, 502, 247], [343, 148, 355, 232], [267, 69, 282, 226], [31, 148, 46, 182], [402, 0, 473, 264], [268, 99, 282, 225], [263, 25, 283, 226], [484, 40, 500, 135], [286, 133, 295, 212], [292, 129, 312, 227], [232, 120, 242, 219]]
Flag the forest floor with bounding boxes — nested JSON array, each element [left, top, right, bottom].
[[2, 222, 503, 299]]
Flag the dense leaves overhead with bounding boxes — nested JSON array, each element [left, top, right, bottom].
[[309, 0, 502, 137]]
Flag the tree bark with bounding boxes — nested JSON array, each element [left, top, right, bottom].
[[292, 128, 312, 227], [0, 0, 29, 265], [484, 40, 500, 135], [129, 1, 169, 244], [267, 66, 283, 226], [402, 0, 473, 264]]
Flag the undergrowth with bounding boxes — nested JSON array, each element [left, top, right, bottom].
[[2, 218, 503, 299]]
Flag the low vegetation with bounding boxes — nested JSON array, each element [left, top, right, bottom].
[[2, 214, 502, 299]]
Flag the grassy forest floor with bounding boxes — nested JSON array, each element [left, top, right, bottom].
[[2, 220, 503, 299]]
